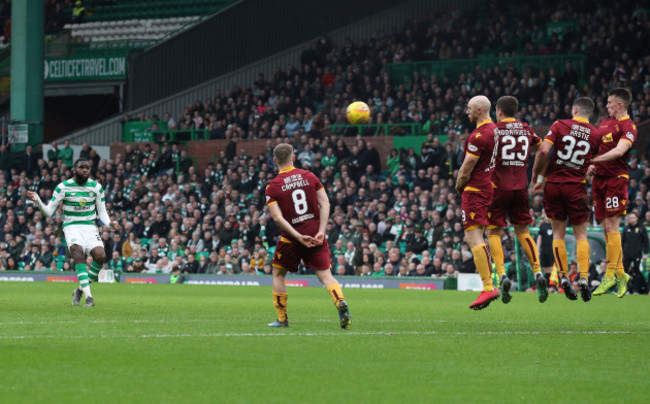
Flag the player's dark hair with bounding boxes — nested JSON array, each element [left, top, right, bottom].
[[608, 88, 632, 108], [273, 143, 294, 165], [73, 157, 90, 168], [573, 97, 594, 116], [496, 96, 519, 118]]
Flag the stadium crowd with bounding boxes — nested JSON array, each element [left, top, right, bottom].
[[124, 0, 649, 143], [1, 130, 649, 293], [0, 1, 649, 294]]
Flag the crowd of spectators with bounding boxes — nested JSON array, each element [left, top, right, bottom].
[[1, 1, 650, 293], [2, 133, 650, 293], [123, 0, 649, 145], [0, 0, 80, 44]]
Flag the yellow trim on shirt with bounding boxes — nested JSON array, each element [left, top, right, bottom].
[[501, 118, 516, 122], [622, 138, 633, 145], [619, 174, 629, 179], [279, 166, 296, 174], [477, 119, 492, 128], [618, 115, 630, 121], [573, 117, 589, 123], [464, 186, 481, 192], [466, 152, 480, 158], [544, 138, 554, 145], [267, 201, 277, 206], [280, 237, 293, 244]]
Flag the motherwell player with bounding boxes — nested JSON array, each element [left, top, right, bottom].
[[487, 96, 548, 304], [590, 88, 636, 298], [531, 97, 602, 303], [265, 143, 351, 329], [456, 95, 500, 310]]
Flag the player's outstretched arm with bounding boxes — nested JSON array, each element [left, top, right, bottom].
[[314, 188, 330, 245], [26, 190, 61, 218], [268, 203, 316, 247], [591, 138, 632, 163]]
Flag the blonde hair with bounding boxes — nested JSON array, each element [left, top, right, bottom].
[[273, 143, 294, 165]]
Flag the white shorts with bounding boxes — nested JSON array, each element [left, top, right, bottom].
[[64, 225, 104, 255]]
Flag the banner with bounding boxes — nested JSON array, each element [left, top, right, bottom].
[[0, 272, 446, 290], [44, 56, 127, 82], [7, 124, 28, 144]]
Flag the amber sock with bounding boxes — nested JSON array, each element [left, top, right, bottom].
[[517, 232, 541, 274], [326, 283, 345, 307], [272, 292, 288, 322], [605, 231, 621, 279], [576, 239, 590, 280], [471, 243, 494, 291], [488, 235, 505, 277], [552, 239, 568, 278]]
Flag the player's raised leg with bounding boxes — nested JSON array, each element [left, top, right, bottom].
[[594, 216, 625, 296], [88, 245, 106, 284], [487, 228, 511, 304], [467, 226, 500, 310], [513, 224, 548, 303], [550, 220, 577, 301], [608, 213, 631, 297], [573, 222, 591, 302]]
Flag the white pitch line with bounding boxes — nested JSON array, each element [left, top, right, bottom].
[[0, 330, 647, 340], [4, 318, 647, 326]]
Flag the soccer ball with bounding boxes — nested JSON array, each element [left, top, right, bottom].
[[346, 101, 370, 125]]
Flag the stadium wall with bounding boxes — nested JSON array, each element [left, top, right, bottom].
[[59, 0, 479, 146], [111, 136, 396, 171]]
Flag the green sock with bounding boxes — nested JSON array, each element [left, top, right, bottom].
[[75, 264, 92, 298], [89, 261, 102, 282]]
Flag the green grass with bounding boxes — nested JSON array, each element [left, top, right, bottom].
[[1, 283, 649, 403]]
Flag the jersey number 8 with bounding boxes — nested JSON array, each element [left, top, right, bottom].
[[291, 189, 308, 215]]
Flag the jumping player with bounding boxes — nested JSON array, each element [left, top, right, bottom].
[[531, 97, 602, 302], [265, 143, 351, 329], [590, 88, 637, 298], [456, 95, 500, 310], [27, 158, 120, 306], [487, 96, 548, 304]]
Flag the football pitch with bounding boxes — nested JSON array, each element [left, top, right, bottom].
[[1, 283, 649, 404]]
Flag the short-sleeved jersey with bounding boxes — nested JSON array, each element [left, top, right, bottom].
[[492, 118, 541, 190], [544, 117, 602, 183], [463, 119, 498, 190], [595, 116, 637, 177], [50, 178, 107, 228], [265, 167, 324, 241]]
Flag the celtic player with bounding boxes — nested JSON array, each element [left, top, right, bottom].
[[27, 158, 120, 307]]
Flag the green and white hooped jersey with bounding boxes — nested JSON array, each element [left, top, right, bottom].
[[50, 179, 108, 228]]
